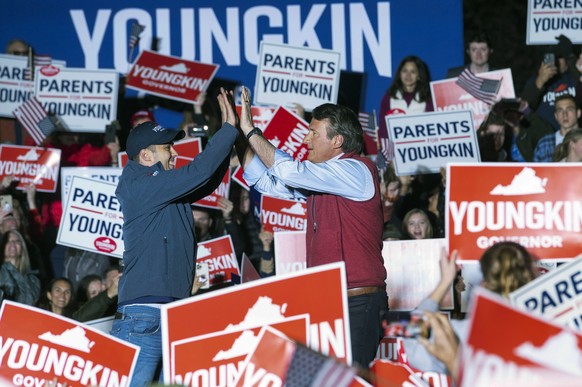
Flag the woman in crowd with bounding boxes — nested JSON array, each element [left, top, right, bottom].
[[36, 277, 75, 317], [403, 242, 539, 379], [401, 208, 433, 240], [552, 128, 582, 162], [75, 274, 105, 306], [0, 230, 41, 305], [378, 56, 433, 159]]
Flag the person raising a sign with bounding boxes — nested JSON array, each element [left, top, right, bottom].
[[111, 88, 240, 386], [238, 87, 387, 368]]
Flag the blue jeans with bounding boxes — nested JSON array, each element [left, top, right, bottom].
[[110, 305, 163, 387], [348, 290, 388, 368]]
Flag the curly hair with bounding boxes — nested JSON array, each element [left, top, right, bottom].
[[479, 242, 538, 298]]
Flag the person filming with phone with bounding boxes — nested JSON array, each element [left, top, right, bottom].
[[521, 34, 580, 131]]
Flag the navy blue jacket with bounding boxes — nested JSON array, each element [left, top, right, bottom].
[[115, 123, 238, 304]]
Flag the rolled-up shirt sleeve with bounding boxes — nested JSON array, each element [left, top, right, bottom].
[[243, 149, 374, 201]]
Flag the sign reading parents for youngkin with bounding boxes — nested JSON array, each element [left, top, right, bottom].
[[34, 67, 118, 132], [527, 0, 582, 44], [254, 42, 341, 111], [387, 110, 479, 176], [58, 176, 124, 258]]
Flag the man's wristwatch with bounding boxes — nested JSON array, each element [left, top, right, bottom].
[[246, 127, 263, 141]]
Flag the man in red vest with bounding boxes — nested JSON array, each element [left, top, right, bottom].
[[239, 87, 387, 368]]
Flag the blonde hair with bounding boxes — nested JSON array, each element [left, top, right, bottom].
[[479, 242, 538, 298], [1, 230, 31, 273], [402, 208, 433, 239]]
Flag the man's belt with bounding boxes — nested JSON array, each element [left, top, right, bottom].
[[347, 286, 385, 298]]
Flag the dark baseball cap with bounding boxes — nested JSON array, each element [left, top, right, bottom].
[[126, 121, 185, 159]]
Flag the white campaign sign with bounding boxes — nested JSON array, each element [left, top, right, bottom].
[[57, 176, 124, 258], [34, 67, 118, 132], [510, 255, 582, 331], [60, 166, 122, 205], [254, 42, 341, 111], [387, 110, 480, 176], [0, 54, 33, 118], [527, 0, 582, 44]]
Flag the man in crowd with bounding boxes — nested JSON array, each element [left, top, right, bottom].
[[112, 89, 238, 385], [239, 87, 387, 368], [521, 35, 578, 130], [446, 31, 495, 78], [534, 94, 581, 162]]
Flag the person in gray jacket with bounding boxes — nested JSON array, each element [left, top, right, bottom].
[[111, 88, 239, 386]]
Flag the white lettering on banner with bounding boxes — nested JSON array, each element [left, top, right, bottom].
[[261, 210, 306, 230], [70, 3, 391, 77], [523, 270, 582, 314], [69, 214, 122, 239], [281, 262, 306, 272], [415, 372, 449, 387], [0, 337, 128, 386], [174, 361, 243, 387], [214, 182, 229, 198], [308, 319, 345, 358], [0, 161, 58, 181], [239, 362, 282, 387], [397, 143, 475, 164], [449, 201, 582, 235], [436, 101, 489, 116], [131, 65, 209, 91], [376, 340, 407, 363], [476, 235, 563, 249], [204, 254, 237, 271], [280, 122, 309, 158], [541, 86, 577, 104], [462, 345, 550, 386]]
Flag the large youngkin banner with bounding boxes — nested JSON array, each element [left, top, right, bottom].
[[1, 0, 462, 115]]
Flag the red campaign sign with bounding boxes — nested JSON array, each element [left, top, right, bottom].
[[161, 263, 351, 384], [447, 163, 582, 261], [236, 105, 276, 132], [0, 145, 61, 192], [430, 69, 515, 129], [233, 327, 296, 387], [260, 194, 307, 233], [196, 235, 240, 287], [376, 337, 451, 387], [232, 165, 249, 190], [0, 301, 139, 386], [241, 253, 261, 283], [370, 359, 428, 387], [126, 50, 219, 104], [263, 106, 310, 162], [117, 137, 202, 167], [173, 318, 308, 386], [194, 170, 231, 209], [459, 290, 582, 386]]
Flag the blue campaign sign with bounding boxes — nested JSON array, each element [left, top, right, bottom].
[[1, 0, 462, 115]]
